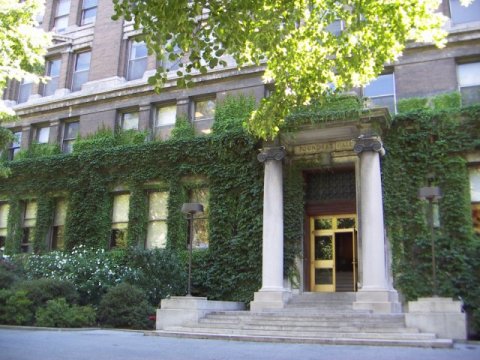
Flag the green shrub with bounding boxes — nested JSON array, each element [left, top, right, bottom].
[[73, 128, 148, 153], [170, 116, 195, 139], [14, 278, 79, 308], [432, 91, 462, 110], [212, 94, 256, 134], [0, 289, 34, 325], [0, 258, 21, 289], [35, 298, 96, 328], [97, 283, 154, 329], [397, 97, 429, 113], [15, 247, 133, 305], [123, 248, 187, 306], [14, 143, 61, 160]]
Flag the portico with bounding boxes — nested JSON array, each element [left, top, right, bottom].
[[250, 109, 401, 313]]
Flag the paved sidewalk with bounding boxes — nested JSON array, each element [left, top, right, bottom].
[[1, 328, 479, 360]]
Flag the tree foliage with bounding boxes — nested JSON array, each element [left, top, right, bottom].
[[0, 0, 50, 108], [112, 0, 456, 139], [0, 0, 51, 175]]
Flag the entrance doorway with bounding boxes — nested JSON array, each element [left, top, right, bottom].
[[310, 215, 357, 292]]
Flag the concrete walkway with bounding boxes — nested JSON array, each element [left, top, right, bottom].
[[0, 328, 479, 360]]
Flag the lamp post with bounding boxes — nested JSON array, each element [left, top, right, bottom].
[[181, 202, 204, 297], [418, 186, 442, 296]]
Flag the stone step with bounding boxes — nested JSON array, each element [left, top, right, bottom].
[[199, 317, 407, 328], [206, 311, 406, 323], [147, 330, 453, 348], [162, 326, 438, 341], [196, 321, 419, 333], [288, 292, 356, 301]]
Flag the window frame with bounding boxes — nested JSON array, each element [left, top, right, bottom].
[[469, 164, 480, 235], [53, 0, 70, 33], [43, 58, 61, 96], [80, 0, 97, 26], [155, 104, 177, 128], [110, 193, 130, 249], [0, 202, 10, 252], [62, 121, 79, 154], [188, 187, 209, 249], [127, 40, 148, 81], [71, 51, 91, 92], [17, 79, 33, 104], [193, 97, 216, 122], [449, 0, 480, 25], [8, 130, 22, 160], [457, 61, 480, 106], [363, 72, 397, 115], [35, 125, 50, 144], [21, 200, 37, 253], [51, 198, 67, 250], [146, 191, 169, 249], [118, 110, 140, 131]]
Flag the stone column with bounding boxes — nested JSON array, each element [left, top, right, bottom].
[[353, 135, 401, 313], [250, 146, 291, 312]]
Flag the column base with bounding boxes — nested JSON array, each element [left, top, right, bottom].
[[405, 297, 466, 340], [156, 296, 245, 330], [249, 289, 291, 312], [353, 289, 402, 313]]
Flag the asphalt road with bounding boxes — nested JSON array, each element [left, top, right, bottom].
[[1, 328, 480, 360]]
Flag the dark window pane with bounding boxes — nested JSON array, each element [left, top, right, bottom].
[[315, 268, 333, 285], [315, 236, 333, 260]]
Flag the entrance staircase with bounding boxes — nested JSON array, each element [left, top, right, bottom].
[[148, 292, 453, 348]]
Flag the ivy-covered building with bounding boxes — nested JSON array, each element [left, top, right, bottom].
[[1, 0, 480, 333]]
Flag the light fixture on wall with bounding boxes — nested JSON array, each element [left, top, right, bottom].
[[181, 202, 204, 297], [418, 185, 442, 296]]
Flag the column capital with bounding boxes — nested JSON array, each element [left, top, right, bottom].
[[354, 135, 385, 156], [257, 146, 286, 163]]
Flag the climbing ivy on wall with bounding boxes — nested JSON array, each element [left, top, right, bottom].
[[382, 105, 480, 330]]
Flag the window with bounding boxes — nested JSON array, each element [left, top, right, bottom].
[[51, 198, 66, 250], [111, 193, 130, 249], [119, 111, 139, 131], [22, 200, 37, 253], [156, 105, 177, 127], [35, 126, 50, 144], [54, 0, 70, 33], [0, 203, 9, 254], [326, 19, 344, 36], [188, 188, 209, 249], [470, 166, 480, 235], [146, 191, 168, 249], [194, 98, 216, 121], [364, 73, 396, 115], [449, 0, 480, 25], [127, 41, 148, 81], [62, 121, 79, 153], [457, 62, 480, 106], [81, 0, 97, 25], [43, 59, 61, 96], [17, 79, 32, 104], [160, 44, 182, 72], [72, 51, 91, 92], [8, 131, 22, 160]]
